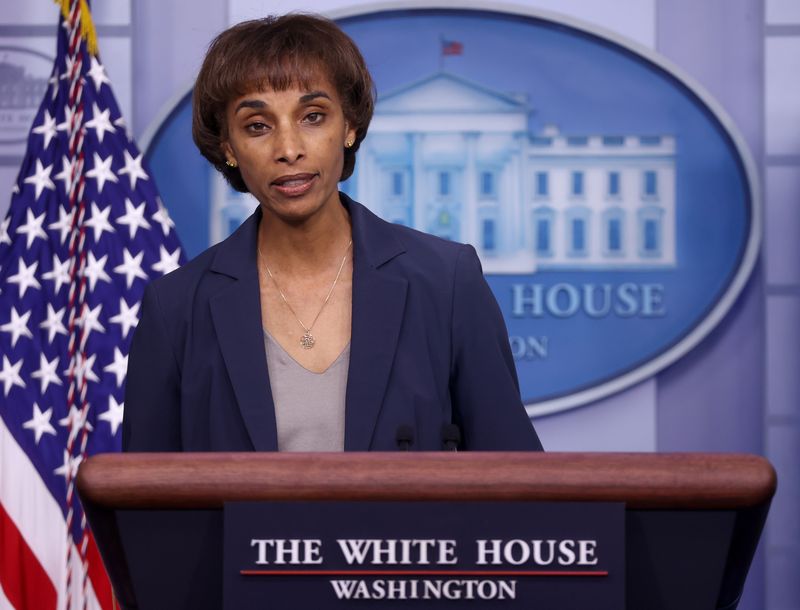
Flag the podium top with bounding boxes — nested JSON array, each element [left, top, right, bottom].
[[77, 452, 775, 510]]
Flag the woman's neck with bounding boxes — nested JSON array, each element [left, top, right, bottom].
[[257, 198, 352, 276]]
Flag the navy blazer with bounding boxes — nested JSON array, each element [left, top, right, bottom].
[[122, 195, 542, 452]]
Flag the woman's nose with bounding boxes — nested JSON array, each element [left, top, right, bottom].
[[274, 124, 305, 164]]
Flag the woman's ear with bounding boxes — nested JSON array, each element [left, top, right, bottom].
[[344, 123, 356, 148]]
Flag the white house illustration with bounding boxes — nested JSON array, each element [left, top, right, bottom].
[[212, 72, 676, 273]]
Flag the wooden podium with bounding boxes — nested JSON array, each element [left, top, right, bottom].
[[77, 452, 775, 610]]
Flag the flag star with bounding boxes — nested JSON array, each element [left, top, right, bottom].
[[118, 149, 149, 190], [56, 104, 75, 134], [42, 252, 72, 294], [23, 403, 57, 444], [16, 208, 48, 248], [54, 450, 83, 480], [152, 245, 181, 276], [114, 248, 148, 288], [32, 109, 58, 149], [104, 348, 128, 388], [31, 354, 62, 394], [85, 102, 116, 144], [7, 258, 41, 297], [48, 204, 75, 245], [152, 198, 175, 235], [64, 353, 100, 390], [0, 306, 33, 347], [86, 55, 111, 91], [23, 160, 56, 200], [77, 303, 105, 341], [0, 217, 10, 245], [109, 297, 140, 339], [99, 396, 125, 436], [0, 356, 25, 396], [81, 251, 111, 291], [40, 304, 68, 344], [84, 202, 115, 242], [53, 156, 75, 194], [85, 152, 118, 193], [116, 199, 151, 238]]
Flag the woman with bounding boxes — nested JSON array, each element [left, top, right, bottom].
[[122, 14, 542, 453]]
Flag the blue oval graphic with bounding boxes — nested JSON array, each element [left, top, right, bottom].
[[142, 6, 758, 416]]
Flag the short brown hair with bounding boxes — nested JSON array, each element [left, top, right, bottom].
[[192, 14, 375, 193]]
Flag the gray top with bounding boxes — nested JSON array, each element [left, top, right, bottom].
[[264, 330, 349, 452]]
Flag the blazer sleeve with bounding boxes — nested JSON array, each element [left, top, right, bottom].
[[122, 282, 183, 451], [449, 245, 544, 451]]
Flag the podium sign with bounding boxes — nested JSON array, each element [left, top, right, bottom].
[[224, 501, 624, 609]]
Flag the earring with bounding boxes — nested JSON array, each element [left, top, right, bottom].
[[226, 159, 238, 168], [345, 139, 355, 149]]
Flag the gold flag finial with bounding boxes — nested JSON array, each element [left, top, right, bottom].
[[54, 0, 99, 55]]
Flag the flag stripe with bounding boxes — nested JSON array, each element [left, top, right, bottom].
[[0, 415, 65, 591], [0, 502, 58, 610], [86, 532, 113, 610], [0, 580, 16, 610]]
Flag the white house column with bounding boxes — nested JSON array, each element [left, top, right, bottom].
[[412, 132, 425, 231], [464, 132, 479, 246]]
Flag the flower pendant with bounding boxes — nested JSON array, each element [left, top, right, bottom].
[[300, 331, 315, 349]]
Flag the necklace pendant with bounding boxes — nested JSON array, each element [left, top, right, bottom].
[[300, 331, 315, 350]]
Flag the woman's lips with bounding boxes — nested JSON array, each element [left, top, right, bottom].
[[271, 173, 317, 197]]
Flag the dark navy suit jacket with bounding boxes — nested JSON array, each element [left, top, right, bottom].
[[122, 195, 542, 452]]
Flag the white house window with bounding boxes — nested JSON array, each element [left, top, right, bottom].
[[638, 206, 664, 257], [603, 207, 625, 256], [533, 208, 554, 257], [392, 171, 404, 196], [438, 171, 451, 197], [566, 207, 590, 257], [603, 135, 625, 146], [643, 170, 658, 198], [608, 171, 620, 197], [480, 171, 496, 197], [535, 171, 549, 197], [482, 218, 496, 251], [571, 171, 584, 197], [567, 136, 588, 146]]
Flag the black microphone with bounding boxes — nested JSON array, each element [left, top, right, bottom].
[[396, 425, 414, 451], [442, 424, 461, 452]]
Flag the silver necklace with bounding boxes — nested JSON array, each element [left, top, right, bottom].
[[260, 240, 352, 350]]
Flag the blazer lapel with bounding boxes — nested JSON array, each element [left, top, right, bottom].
[[343, 197, 407, 450], [209, 211, 278, 451]]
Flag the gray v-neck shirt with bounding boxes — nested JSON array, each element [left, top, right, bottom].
[[263, 330, 349, 451]]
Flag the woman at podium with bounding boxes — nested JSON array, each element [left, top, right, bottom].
[[122, 14, 542, 453]]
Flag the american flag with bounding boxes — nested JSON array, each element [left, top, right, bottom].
[[440, 39, 464, 56], [0, 1, 184, 609]]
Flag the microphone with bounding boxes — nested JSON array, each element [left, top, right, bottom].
[[442, 424, 461, 452], [396, 425, 414, 451]]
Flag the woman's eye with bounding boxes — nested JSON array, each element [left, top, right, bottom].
[[304, 112, 324, 124], [246, 122, 268, 134]]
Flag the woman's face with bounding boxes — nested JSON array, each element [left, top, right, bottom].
[[221, 76, 356, 225]]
